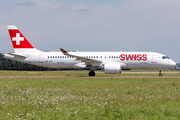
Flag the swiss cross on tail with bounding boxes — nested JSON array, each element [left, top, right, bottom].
[[12, 33, 24, 45], [7, 25, 34, 49]]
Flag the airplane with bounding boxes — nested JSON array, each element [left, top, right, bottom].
[[3, 25, 176, 76]]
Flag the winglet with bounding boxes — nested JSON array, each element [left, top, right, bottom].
[[60, 48, 69, 56], [60, 48, 67, 54]]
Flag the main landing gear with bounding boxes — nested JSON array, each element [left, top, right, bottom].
[[159, 70, 162, 76], [89, 70, 95, 76]]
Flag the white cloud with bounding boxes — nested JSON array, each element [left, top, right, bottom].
[[32, 0, 59, 9]]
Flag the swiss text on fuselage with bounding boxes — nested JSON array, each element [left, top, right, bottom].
[[120, 54, 147, 61]]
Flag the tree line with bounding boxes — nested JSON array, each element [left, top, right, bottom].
[[0, 53, 50, 71]]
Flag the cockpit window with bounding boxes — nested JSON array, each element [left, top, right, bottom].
[[162, 56, 170, 59]]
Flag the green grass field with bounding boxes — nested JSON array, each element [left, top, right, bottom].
[[0, 70, 180, 119]]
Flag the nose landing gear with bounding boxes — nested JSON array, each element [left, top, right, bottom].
[[159, 70, 162, 76]]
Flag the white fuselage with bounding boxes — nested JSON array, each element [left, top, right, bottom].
[[4, 51, 176, 70]]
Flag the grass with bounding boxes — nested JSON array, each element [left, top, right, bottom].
[[0, 71, 180, 119]]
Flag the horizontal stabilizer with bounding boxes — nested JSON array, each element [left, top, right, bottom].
[[5, 53, 27, 58]]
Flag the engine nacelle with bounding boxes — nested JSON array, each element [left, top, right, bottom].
[[103, 62, 121, 74]]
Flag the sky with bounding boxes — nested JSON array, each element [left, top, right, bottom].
[[0, 0, 180, 62]]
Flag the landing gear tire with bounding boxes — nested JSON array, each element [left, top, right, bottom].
[[159, 70, 162, 76], [89, 71, 95, 76]]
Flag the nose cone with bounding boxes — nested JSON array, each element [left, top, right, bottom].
[[169, 59, 176, 67]]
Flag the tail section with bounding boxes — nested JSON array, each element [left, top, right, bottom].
[[7, 25, 41, 53]]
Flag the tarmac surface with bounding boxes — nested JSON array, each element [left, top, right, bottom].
[[0, 76, 180, 78]]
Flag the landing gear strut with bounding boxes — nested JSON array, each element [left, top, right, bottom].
[[89, 70, 95, 76], [159, 70, 162, 76]]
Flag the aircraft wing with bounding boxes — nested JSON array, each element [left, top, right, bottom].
[[5, 53, 27, 58], [60, 48, 102, 63]]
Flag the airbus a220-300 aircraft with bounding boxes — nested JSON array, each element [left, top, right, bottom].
[[4, 25, 176, 76]]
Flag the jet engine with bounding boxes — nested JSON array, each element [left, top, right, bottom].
[[102, 62, 121, 74]]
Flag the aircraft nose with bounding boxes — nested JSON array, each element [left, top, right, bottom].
[[169, 60, 176, 67]]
